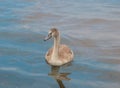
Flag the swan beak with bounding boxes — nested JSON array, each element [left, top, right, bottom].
[[44, 34, 52, 41]]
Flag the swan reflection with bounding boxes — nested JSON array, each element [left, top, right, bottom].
[[48, 66, 71, 88]]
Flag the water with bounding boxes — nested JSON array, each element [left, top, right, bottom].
[[0, 0, 120, 88]]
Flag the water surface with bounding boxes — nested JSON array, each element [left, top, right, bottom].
[[0, 0, 120, 88]]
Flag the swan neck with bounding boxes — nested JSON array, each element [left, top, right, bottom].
[[52, 35, 60, 58]]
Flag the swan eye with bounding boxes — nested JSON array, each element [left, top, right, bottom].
[[49, 32, 52, 35]]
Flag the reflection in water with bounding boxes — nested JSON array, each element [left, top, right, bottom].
[[48, 66, 71, 88]]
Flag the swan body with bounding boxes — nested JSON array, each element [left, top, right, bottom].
[[44, 28, 74, 66]]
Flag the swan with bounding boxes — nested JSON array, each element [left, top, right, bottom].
[[44, 28, 74, 66]]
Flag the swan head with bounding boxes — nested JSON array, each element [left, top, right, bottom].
[[44, 28, 59, 41]]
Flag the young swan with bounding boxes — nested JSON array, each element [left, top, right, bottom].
[[44, 28, 74, 66]]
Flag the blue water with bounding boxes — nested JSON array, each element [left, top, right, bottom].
[[0, 0, 120, 88]]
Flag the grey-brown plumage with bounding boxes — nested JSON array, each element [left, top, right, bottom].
[[44, 28, 74, 66]]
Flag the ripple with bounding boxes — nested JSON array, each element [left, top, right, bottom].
[[0, 67, 47, 77]]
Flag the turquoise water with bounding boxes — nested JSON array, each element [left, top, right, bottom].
[[0, 0, 120, 88]]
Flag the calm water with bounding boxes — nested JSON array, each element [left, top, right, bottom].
[[0, 0, 120, 88]]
